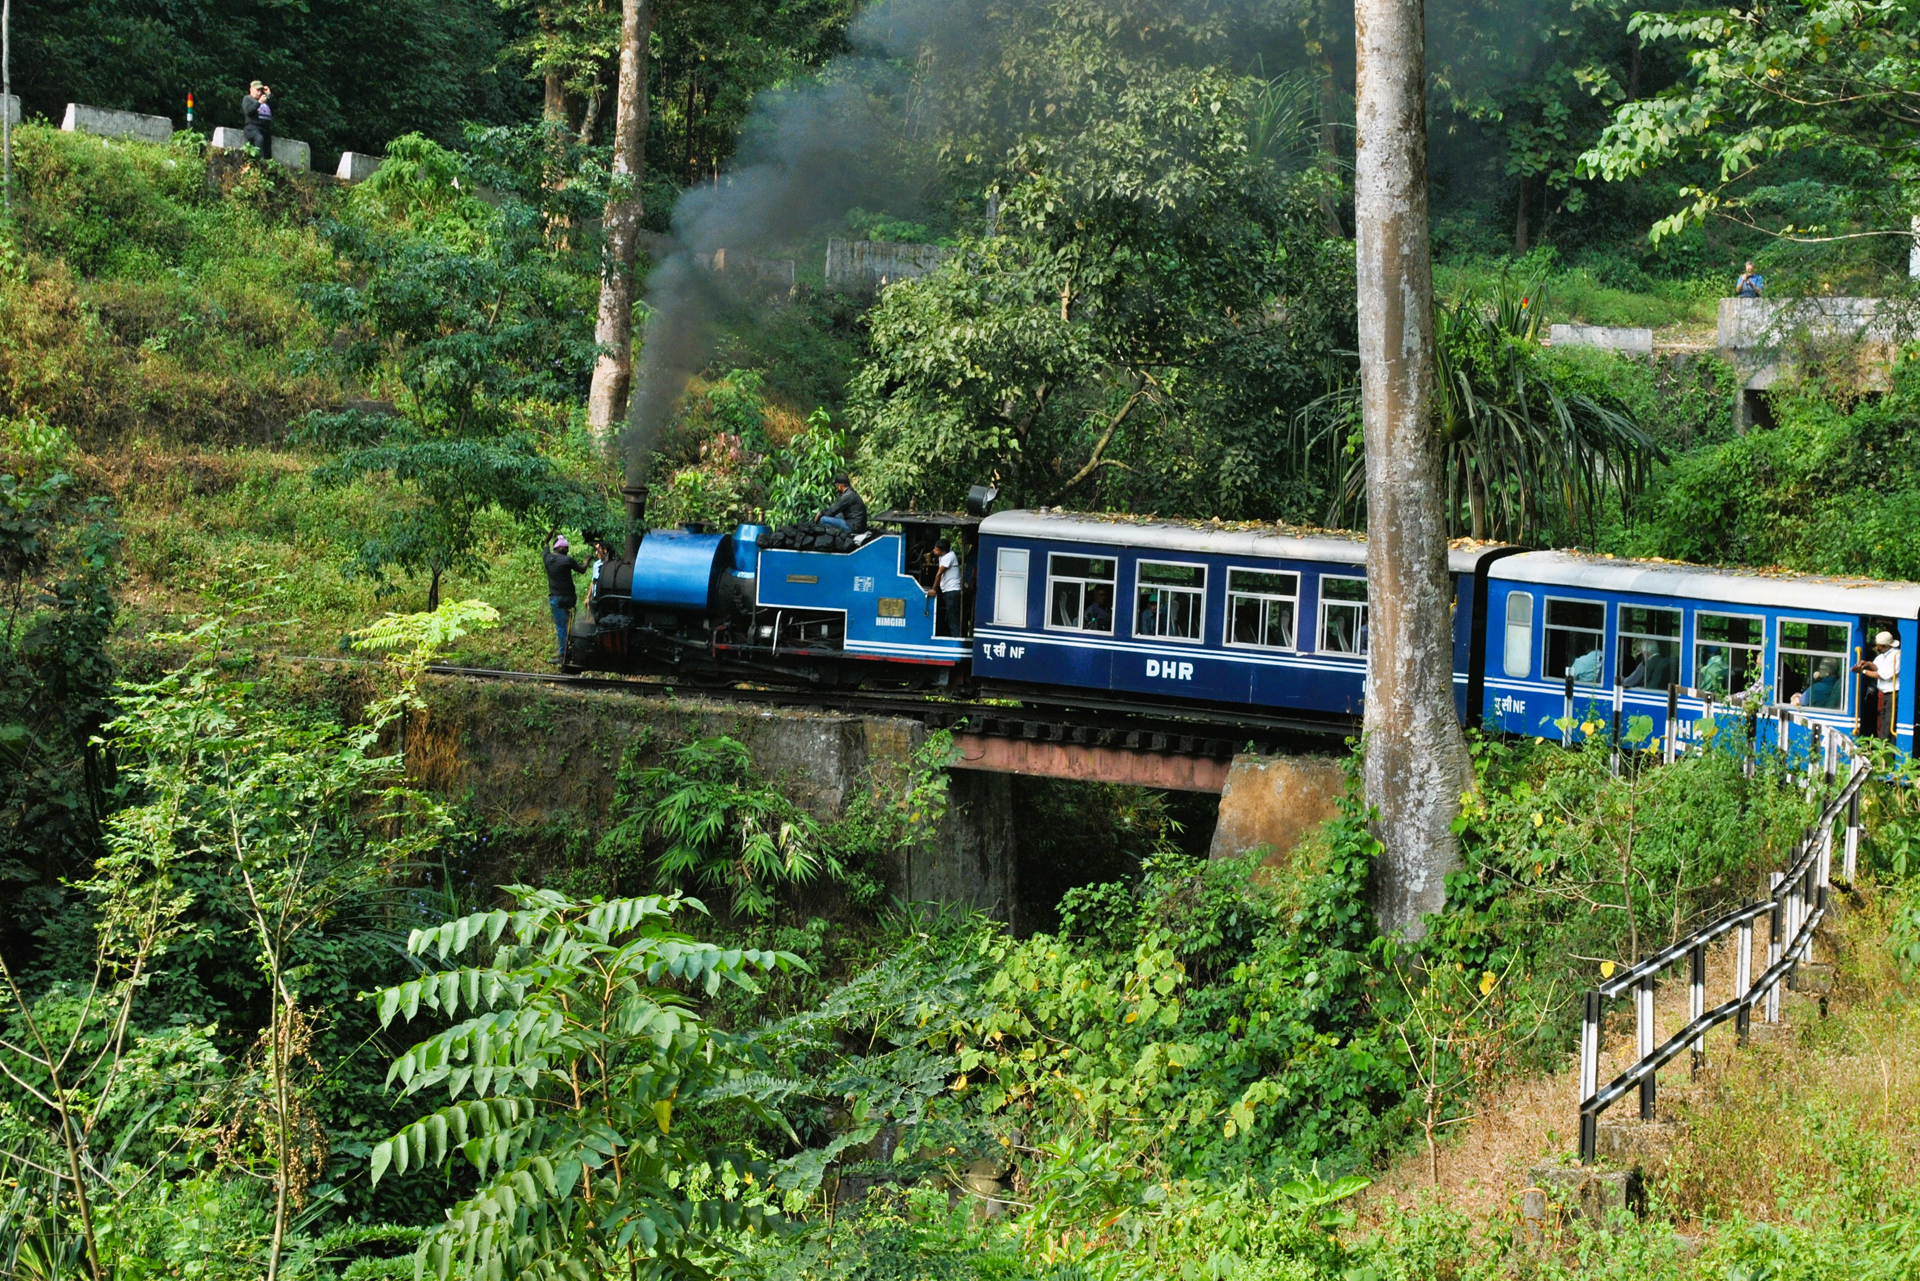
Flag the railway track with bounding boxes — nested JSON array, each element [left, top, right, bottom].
[[397, 662, 1354, 760]]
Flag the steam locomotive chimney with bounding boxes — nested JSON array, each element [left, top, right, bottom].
[[621, 483, 647, 561]]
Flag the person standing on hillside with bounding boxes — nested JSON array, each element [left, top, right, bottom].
[[242, 81, 273, 160], [544, 535, 586, 666], [1736, 261, 1765, 298]]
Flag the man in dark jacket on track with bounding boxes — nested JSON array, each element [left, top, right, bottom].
[[816, 473, 869, 537], [544, 535, 585, 666]]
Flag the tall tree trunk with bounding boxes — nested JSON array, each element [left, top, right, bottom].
[[1514, 175, 1529, 256], [1314, 0, 1346, 238], [588, 0, 653, 438], [540, 8, 567, 124], [1354, 0, 1470, 938]]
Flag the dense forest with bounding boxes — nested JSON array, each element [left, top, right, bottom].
[[8, 0, 1920, 1277]]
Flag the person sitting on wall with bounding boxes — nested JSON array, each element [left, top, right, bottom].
[[816, 473, 869, 537], [242, 81, 272, 159]]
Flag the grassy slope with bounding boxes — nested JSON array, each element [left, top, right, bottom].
[[14, 122, 1920, 1279], [0, 125, 597, 666], [1353, 890, 1920, 1278]]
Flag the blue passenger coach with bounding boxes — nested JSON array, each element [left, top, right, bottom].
[[1480, 552, 1920, 754], [972, 510, 1514, 723]]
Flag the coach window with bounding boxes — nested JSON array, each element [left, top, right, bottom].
[[1544, 598, 1607, 685], [1617, 605, 1681, 691], [992, 548, 1029, 628], [1778, 619, 1850, 711], [1135, 561, 1206, 642], [1319, 576, 1368, 655], [1502, 592, 1533, 678], [1227, 568, 1298, 649], [1695, 613, 1764, 699], [1047, 553, 1116, 633]]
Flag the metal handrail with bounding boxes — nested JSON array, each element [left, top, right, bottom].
[[1574, 692, 1871, 1162]]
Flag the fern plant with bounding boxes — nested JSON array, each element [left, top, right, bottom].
[[598, 737, 845, 919], [367, 887, 803, 1280]]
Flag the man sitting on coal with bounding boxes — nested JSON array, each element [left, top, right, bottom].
[[816, 473, 869, 537]]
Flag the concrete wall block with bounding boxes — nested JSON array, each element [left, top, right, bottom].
[[1521, 1163, 1643, 1241], [1, 95, 19, 128], [271, 137, 311, 172], [1208, 753, 1345, 863], [1549, 323, 1654, 356], [336, 151, 384, 183], [62, 102, 173, 145], [825, 237, 955, 292], [211, 126, 248, 151], [1718, 295, 1903, 351]]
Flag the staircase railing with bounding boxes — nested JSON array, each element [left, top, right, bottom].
[[1573, 688, 1871, 1163]]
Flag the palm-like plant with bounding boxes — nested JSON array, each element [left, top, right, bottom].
[[1301, 282, 1666, 543]]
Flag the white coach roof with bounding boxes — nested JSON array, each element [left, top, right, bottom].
[[979, 509, 1504, 573], [1492, 550, 1920, 617]]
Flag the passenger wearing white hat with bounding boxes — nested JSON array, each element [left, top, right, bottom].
[[1853, 629, 1901, 739]]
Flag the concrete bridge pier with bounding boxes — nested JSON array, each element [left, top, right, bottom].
[[1207, 753, 1347, 863]]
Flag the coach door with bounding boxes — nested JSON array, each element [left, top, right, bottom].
[[1858, 615, 1897, 739]]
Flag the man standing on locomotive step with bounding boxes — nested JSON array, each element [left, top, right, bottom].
[[544, 535, 586, 666], [1855, 630, 1901, 740], [925, 535, 964, 637]]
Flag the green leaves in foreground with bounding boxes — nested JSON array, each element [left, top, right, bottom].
[[367, 887, 804, 1280]]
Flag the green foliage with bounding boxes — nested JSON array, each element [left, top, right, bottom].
[[0, 126, 341, 446], [306, 199, 611, 608], [13, 0, 523, 157], [368, 887, 803, 1280], [598, 737, 850, 920], [1613, 355, 1920, 578], [1303, 281, 1665, 543], [350, 134, 495, 234], [594, 728, 955, 919], [850, 10, 1353, 518], [1434, 730, 1813, 1059], [1580, 0, 1920, 244], [0, 454, 116, 933]]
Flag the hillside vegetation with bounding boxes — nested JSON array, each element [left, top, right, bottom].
[[9, 0, 1920, 1276]]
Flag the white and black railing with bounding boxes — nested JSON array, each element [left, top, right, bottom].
[[1573, 694, 1871, 1163]]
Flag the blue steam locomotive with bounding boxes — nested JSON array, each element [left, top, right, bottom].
[[570, 506, 1920, 752]]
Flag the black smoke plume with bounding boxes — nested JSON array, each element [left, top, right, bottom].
[[620, 1, 989, 502]]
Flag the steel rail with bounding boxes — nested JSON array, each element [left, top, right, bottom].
[[280, 655, 1340, 757]]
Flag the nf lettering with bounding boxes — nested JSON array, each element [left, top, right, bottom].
[[1146, 659, 1194, 681]]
